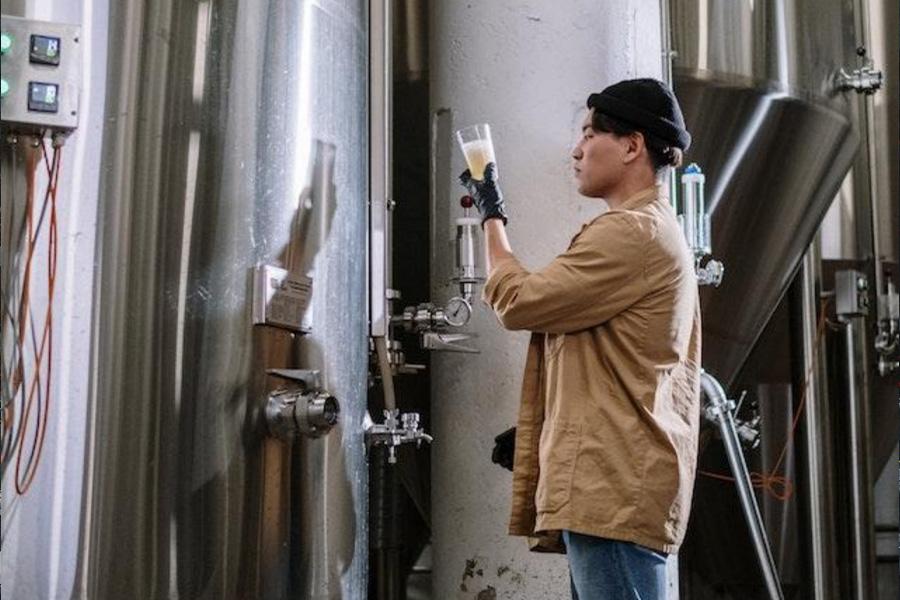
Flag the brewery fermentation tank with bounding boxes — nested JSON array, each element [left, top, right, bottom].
[[78, 0, 369, 597], [670, 0, 863, 385]]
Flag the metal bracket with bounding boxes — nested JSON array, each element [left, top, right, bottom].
[[267, 368, 322, 389], [421, 331, 479, 354]]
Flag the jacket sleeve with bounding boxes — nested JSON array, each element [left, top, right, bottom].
[[482, 213, 648, 334]]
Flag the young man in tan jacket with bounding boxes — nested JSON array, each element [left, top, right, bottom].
[[460, 79, 701, 600]]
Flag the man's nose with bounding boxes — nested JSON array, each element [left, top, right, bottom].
[[571, 144, 582, 160]]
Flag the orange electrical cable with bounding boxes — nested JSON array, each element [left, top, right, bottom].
[[14, 145, 60, 494], [8, 143, 61, 494], [1, 146, 40, 466], [699, 298, 830, 502]]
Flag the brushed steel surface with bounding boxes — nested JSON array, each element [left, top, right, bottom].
[[799, 249, 840, 600], [79, 1, 368, 598], [670, 0, 861, 385]]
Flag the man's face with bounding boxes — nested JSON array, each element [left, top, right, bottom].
[[571, 110, 630, 198]]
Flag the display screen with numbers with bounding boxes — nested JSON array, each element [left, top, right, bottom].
[[30, 34, 60, 65], [27, 81, 59, 112]]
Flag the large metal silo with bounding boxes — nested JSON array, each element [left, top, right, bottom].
[[77, 1, 369, 598], [669, 1, 893, 597], [668, 0, 862, 385]]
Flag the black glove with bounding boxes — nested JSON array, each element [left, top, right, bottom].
[[491, 426, 516, 471], [459, 163, 508, 226]]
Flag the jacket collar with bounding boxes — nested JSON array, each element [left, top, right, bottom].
[[617, 184, 665, 212], [580, 185, 668, 232]]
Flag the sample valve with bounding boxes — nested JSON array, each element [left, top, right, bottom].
[[366, 409, 433, 464], [451, 195, 485, 302], [391, 196, 483, 354], [679, 164, 724, 287], [265, 369, 340, 440], [392, 299, 478, 354]]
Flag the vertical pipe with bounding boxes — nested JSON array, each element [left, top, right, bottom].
[[370, 0, 392, 338], [843, 318, 878, 600], [800, 248, 840, 600], [370, 446, 401, 600], [701, 372, 785, 600], [659, 0, 674, 85], [855, 0, 884, 300], [659, 0, 678, 212]]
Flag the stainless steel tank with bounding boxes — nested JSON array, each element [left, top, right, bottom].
[[77, 1, 368, 598], [669, 0, 862, 385], [670, 1, 882, 597]]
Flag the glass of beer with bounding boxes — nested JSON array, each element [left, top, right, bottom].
[[455, 123, 497, 181]]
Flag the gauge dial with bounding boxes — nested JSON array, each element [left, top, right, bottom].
[[444, 297, 472, 327]]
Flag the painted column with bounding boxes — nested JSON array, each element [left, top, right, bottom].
[[429, 2, 665, 598]]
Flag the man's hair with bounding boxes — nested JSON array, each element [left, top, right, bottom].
[[591, 111, 684, 175]]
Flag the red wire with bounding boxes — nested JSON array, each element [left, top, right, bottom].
[[699, 298, 830, 503], [2, 147, 40, 465], [12, 144, 61, 495]]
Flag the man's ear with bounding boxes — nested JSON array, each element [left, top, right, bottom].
[[622, 131, 645, 165]]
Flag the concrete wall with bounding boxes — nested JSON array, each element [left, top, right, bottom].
[[0, 1, 107, 598], [429, 2, 665, 598]]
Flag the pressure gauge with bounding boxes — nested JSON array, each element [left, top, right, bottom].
[[444, 297, 472, 327]]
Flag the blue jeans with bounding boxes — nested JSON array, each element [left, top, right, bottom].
[[563, 530, 669, 600]]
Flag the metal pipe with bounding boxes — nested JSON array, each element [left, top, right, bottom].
[[842, 317, 878, 600], [370, 445, 402, 600], [659, 0, 674, 87], [700, 371, 785, 600], [659, 0, 678, 212], [370, 0, 393, 338], [855, 0, 884, 301], [800, 248, 840, 600], [375, 336, 397, 412]]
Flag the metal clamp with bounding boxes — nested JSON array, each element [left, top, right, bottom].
[[836, 48, 883, 95], [697, 258, 724, 287], [835, 65, 883, 95], [265, 369, 340, 440]]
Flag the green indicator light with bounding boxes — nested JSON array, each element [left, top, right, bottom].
[[0, 79, 9, 98], [0, 33, 12, 54]]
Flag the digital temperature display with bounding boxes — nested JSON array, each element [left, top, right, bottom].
[[28, 81, 59, 112], [30, 34, 60, 65]]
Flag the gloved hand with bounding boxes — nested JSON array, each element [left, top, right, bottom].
[[459, 163, 508, 226], [491, 426, 516, 471]]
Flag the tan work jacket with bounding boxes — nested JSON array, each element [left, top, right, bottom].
[[483, 185, 701, 555]]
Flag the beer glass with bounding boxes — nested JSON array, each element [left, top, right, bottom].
[[455, 123, 497, 181]]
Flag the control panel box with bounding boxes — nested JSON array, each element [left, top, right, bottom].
[[1, 15, 81, 133], [835, 269, 870, 317]]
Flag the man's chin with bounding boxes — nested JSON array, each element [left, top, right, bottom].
[[577, 183, 604, 198]]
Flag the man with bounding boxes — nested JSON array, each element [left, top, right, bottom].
[[460, 78, 702, 600]]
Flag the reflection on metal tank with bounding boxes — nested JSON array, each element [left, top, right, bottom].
[[78, 0, 368, 598], [670, 0, 861, 385]]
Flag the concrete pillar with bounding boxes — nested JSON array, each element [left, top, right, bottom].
[[430, 2, 664, 598]]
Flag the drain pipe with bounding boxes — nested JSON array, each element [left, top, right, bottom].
[[841, 316, 877, 600], [700, 371, 785, 600], [834, 267, 878, 600]]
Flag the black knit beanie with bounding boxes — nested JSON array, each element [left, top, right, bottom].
[[587, 78, 691, 151]]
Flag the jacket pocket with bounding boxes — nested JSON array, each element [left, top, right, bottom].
[[535, 421, 582, 513]]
